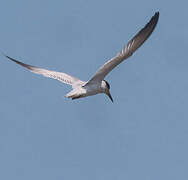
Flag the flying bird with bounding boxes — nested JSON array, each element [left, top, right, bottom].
[[4, 12, 159, 102]]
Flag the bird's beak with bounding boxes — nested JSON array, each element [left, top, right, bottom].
[[106, 91, 113, 103]]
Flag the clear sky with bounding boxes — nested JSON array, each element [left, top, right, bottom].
[[0, 0, 188, 180]]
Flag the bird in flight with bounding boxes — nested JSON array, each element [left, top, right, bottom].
[[4, 12, 159, 102]]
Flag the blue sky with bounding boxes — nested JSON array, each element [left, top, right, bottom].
[[0, 0, 188, 179]]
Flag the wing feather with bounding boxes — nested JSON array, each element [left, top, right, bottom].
[[4, 55, 85, 88], [87, 12, 159, 83]]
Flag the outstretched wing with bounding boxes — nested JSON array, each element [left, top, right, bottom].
[[87, 12, 159, 84], [4, 55, 85, 88]]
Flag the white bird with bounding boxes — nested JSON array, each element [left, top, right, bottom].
[[4, 12, 159, 102]]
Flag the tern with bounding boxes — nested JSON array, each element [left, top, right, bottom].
[[4, 12, 159, 102]]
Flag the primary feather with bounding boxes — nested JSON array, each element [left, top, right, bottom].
[[87, 12, 159, 84], [4, 55, 85, 88]]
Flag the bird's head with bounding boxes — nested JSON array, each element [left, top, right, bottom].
[[102, 80, 113, 102]]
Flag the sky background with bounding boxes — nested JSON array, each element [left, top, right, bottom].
[[0, 0, 188, 180]]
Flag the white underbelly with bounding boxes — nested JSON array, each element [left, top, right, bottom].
[[65, 84, 102, 99]]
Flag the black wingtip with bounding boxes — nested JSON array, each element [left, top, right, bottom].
[[1, 52, 8, 59], [143, 11, 159, 35], [2, 53, 35, 70], [2, 53, 21, 64], [1, 52, 17, 63], [154, 12, 160, 21]]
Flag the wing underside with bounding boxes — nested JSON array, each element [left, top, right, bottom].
[[4, 55, 85, 88], [87, 12, 159, 84]]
